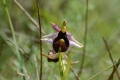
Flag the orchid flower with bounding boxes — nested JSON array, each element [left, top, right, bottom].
[[41, 21, 83, 63]]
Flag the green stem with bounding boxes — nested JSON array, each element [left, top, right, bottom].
[[59, 51, 64, 79], [2, 0, 25, 80]]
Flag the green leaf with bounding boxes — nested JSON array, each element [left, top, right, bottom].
[[63, 53, 72, 80]]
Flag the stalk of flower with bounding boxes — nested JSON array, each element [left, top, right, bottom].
[[41, 20, 83, 63]]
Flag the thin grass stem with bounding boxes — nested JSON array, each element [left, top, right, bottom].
[[103, 37, 120, 79], [87, 61, 120, 80], [70, 67, 81, 80], [13, 0, 45, 35], [2, 0, 25, 80], [35, 0, 43, 80], [34, 55, 39, 80], [108, 59, 120, 80], [78, 0, 88, 75]]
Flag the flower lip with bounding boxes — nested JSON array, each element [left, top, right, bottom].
[[53, 31, 69, 53]]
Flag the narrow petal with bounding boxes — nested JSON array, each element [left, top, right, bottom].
[[41, 38, 53, 43], [67, 33, 83, 47], [42, 32, 58, 39], [69, 40, 83, 48], [50, 22, 60, 32]]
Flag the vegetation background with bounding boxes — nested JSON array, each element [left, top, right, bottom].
[[0, 0, 120, 80]]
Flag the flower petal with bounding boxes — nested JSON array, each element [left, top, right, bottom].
[[41, 38, 53, 43], [69, 40, 83, 48], [42, 32, 58, 39], [50, 22, 60, 32], [67, 33, 83, 47]]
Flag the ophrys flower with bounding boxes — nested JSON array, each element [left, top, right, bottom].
[[42, 21, 83, 62]]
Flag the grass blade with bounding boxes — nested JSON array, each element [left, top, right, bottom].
[[2, 0, 25, 80]]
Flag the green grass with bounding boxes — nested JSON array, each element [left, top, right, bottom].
[[0, 0, 120, 80], [2, 0, 26, 80]]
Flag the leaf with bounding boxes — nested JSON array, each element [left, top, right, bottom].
[[63, 53, 72, 80]]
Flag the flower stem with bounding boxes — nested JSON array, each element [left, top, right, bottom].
[[59, 51, 64, 79]]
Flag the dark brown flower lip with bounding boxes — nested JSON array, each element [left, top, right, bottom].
[[52, 31, 69, 53]]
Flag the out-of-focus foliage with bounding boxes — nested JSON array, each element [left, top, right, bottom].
[[0, 0, 120, 80]]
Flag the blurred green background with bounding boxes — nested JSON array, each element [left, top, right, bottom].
[[0, 0, 120, 80]]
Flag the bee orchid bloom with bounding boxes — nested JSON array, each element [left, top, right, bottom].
[[41, 21, 83, 62], [42, 21, 83, 48]]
